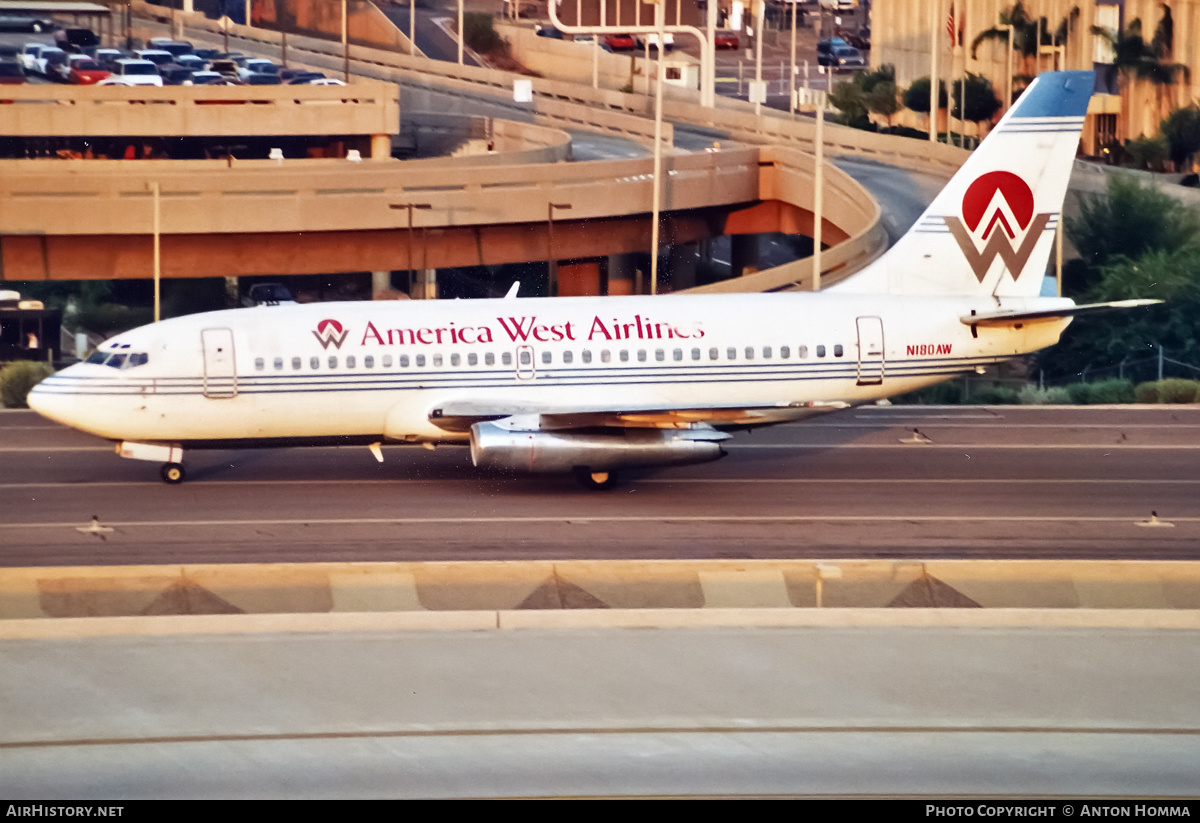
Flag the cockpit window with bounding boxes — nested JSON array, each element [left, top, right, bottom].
[[91, 351, 149, 368]]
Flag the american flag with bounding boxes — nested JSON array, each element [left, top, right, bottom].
[[947, 2, 962, 50]]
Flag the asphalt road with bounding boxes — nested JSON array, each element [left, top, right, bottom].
[[4, 406, 1200, 566]]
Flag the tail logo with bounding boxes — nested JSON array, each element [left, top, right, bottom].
[[945, 171, 1051, 283], [313, 319, 349, 349]]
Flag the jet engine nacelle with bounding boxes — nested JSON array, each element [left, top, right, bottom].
[[469, 421, 730, 473]]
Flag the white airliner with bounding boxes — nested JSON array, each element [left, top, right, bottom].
[[29, 71, 1154, 488]]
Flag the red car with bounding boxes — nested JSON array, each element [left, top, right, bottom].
[[65, 55, 109, 85], [714, 30, 739, 50], [604, 33, 635, 51]]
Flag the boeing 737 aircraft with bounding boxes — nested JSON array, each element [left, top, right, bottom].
[[29, 71, 1155, 488]]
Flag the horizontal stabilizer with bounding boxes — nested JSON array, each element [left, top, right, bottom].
[[960, 299, 1161, 327]]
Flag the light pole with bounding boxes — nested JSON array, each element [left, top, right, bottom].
[[410, 0, 417, 56], [390, 203, 432, 297], [789, 0, 797, 116], [548, 202, 572, 296], [649, 0, 665, 295], [342, 0, 350, 82]]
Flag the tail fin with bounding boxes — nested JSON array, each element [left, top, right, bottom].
[[834, 71, 1094, 297]]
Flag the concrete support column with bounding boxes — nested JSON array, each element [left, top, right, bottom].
[[730, 234, 760, 278], [557, 260, 602, 297], [666, 244, 698, 292], [414, 268, 437, 300], [605, 254, 638, 296], [370, 134, 392, 160], [371, 271, 392, 299]]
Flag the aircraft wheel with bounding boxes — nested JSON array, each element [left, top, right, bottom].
[[573, 467, 619, 490], [161, 463, 186, 484]]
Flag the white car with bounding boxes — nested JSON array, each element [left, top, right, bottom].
[[306, 77, 346, 86], [108, 59, 163, 86]]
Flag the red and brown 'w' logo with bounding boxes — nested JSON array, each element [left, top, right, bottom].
[[945, 171, 1051, 283], [312, 319, 349, 349]]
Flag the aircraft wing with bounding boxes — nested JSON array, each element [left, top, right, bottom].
[[428, 399, 851, 432], [961, 299, 1161, 328]]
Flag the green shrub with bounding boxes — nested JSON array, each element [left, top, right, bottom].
[[1084, 378, 1136, 404], [892, 380, 963, 405], [0, 360, 54, 408], [1018, 385, 1070, 404], [964, 385, 1019, 405], [1135, 378, 1200, 403], [1065, 382, 1092, 404]]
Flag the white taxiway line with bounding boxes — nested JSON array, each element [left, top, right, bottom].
[[2, 515, 1199, 529]]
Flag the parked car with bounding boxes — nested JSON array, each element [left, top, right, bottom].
[[63, 54, 108, 84], [714, 30, 739, 49], [635, 32, 674, 51], [93, 48, 124, 71], [36, 47, 68, 77], [159, 65, 194, 85], [208, 59, 241, 82], [0, 60, 26, 85], [534, 25, 563, 39], [148, 38, 194, 57], [185, 70, 229, 85], [58, 28, 99, 53], [604, 32, 635, 50], [174, 54, 205, 72], [133, 49, 175, 68], [109, 59, 163, 86], [306, 77, 346, 86], [239, 58, 279, 81], [284, 71, 328, 84], [243, 283, 296, 307], [817, 37, 865, 70]]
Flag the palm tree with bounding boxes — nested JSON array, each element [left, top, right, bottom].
[[972, 3, 1078, 102], [1092, 7, 1190, 133]]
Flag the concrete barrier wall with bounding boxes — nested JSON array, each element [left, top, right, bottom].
[[2, 559, 1199, 637], [0, 80, 400, 139]]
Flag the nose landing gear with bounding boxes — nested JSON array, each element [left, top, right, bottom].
[[160, 462, 186, 484]]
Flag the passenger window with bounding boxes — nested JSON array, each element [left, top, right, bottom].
[[709, 347, 718, 360], [780, 346, 790, 359], [834, 344, 844, 357], [328, 356, 338, 369], [601, 350, 611, 363], [346, 356, 355, 369], [364, 356, 374, 368], [541, 351, 552, 364], [745, 347, 754, 360], [292, 357, 302, 370], [519, 350, 531, 365], [798, 345, 808, 359], [310, 356, 319, 369], [398, 355, 408, 368], [467, 353, 477, 366], [563, 351, 573, 364], [727, 347, 736, 360], [691, 348, 700, 360], [673, 348, 683, 361], [502, 352, 512, 366], [274, 357, 283, 370], [638, 350, 647, 362], [416, 354, 426, 367], [451, 353, 460, 367], [432, 354, 443, 367], [620, 350, 629, 362], [817, 345, 826, 358], [484, 352, 493, 366], [383, 355, 393, 368], [763, 347, 772, 359], [582, 350, 592, 364], [654, 349, 664, 362], [254, 357, 264, 371]]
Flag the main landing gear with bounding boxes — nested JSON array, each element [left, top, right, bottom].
[[573, 467, 619, 490], [160, 462, 186, 484]]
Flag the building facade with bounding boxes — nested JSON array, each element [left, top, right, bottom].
[[870, 0, 1200, 156]]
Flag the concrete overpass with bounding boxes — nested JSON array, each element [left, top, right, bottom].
[[0, 2, 958, 295]]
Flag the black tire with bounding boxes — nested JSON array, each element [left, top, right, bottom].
[[573, 467, 619, 490], [161, 462, 186, 484]]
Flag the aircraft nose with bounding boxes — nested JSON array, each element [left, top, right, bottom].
[[26, 369, 81, 427]]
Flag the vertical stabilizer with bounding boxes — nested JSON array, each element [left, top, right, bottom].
[[833, 71, 1094, 297]]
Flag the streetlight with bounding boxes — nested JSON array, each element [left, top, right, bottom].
[[342, 0, 350, 83], [389, 203, 432, 297], [548, 202, 572, 296]]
